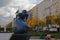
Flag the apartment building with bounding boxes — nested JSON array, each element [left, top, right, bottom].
[[38, 0, 60, 20], [28, 5, 38, 20]]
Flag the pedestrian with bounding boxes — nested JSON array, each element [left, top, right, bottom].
[[51, 36, 56, 40], [45, 34, 51, 40]]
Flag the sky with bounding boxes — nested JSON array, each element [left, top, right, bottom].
[[0, 0, 43, 26]]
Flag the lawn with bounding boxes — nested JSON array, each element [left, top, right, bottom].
[[28, 30, 60, 39]]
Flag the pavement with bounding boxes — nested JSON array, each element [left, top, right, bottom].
[[0, 33, 44, 40], [0, 33, 12, 40], [0, 33, 60, 40]]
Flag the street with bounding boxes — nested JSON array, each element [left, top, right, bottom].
[[0, 33, 60, 40], [0, 33, 44, 40], [0, 33, 12, 40]]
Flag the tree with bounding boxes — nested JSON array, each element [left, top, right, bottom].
[[46, 16, 51, 26], [55, 18, 60, 27], [27, 19, 38, 28], [6, 22, 12, 28], [39, 20, 46, 27], [0, 25, 1, 28], [50, 15, 57, 25]]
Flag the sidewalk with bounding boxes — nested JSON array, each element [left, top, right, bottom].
[[0, 33, 13, 40], [0, 33, 60, 40]]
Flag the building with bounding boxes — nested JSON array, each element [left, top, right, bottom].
[[27, 5, 38, 27], [31, 6, 38, 20], [27, 10, 33, 20], [28, 5, 38, 20], [38, 0, 60, 20], [27, 0, 60, 27], [28, 0, 60, 20], [37, 0, 60, 27]]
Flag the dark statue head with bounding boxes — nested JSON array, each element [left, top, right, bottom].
[[22, 10, 27, 13], [16, 10, 28, 21]]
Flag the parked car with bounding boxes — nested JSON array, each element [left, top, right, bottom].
[[49, 28, 57, 32]]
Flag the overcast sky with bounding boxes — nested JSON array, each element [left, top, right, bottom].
[[0, 0, 43, 26]]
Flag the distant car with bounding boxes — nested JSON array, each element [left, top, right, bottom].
[[43, 27, 48, 31], [49, 28, 57, 32]]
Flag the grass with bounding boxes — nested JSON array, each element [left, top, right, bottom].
[[28, 30, 60, 38]]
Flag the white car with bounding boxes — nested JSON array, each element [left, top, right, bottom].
[[49, 28, 57, 31]]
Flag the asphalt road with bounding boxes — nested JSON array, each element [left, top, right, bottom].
[[0, 33, 59, 40], [0, 33, 44, 40], [0, 33, 12, 40]]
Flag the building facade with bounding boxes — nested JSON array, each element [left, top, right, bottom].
[[28, 5, 38, 20], [37, 0, 60, 27], [27, 0, 60, 27], [28, 10, 33, 20], [31, 6, 38, 20], [38, 0, 60, 20], [27, 5, 38, 27]]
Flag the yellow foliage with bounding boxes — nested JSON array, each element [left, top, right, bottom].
[[45, 15, 59, 25], [39, 20, 46, 27], [27, 19, 38, 27], [6, 22, 12, 28]]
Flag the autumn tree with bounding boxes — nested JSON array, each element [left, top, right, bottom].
[[0, 25, 1, 28], [46, 16, 51, 26], [27, 19, 38, 28], [55, 17, 60, 27], [39, 20, 46, 27], [6, 22, 12, 28]]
